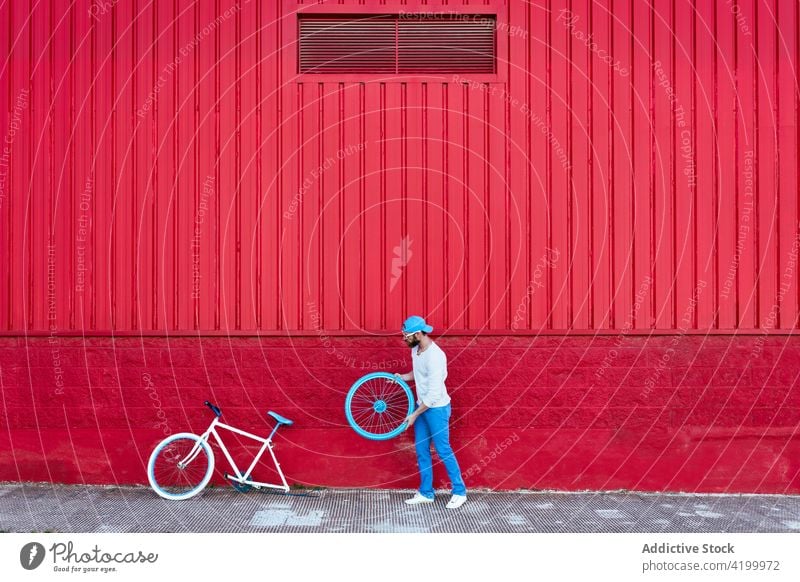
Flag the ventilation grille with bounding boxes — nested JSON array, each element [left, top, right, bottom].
[[299, 15, 496, 74], [398, 19, 496, 73]]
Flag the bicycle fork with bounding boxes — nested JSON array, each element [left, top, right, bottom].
[[176, 420, 219, 469], [178, 434, 211, 469]]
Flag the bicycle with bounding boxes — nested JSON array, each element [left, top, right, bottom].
[[344, 372, 414, 440], [147, 401, 294, 500]]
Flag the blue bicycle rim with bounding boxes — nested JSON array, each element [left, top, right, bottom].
[[345, 372, 414, 440]]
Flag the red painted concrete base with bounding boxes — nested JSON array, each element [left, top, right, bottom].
[[1, 335, 798, 493]]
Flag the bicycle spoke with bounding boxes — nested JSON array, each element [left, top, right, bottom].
[[384, 411, 399, 429], [381, 378, 396, 401], [367, 382, 381, 402], [366, 410, 380, 431], [384, 405, 406, 419], [346, 373, 414, 439], [376, 412, 387, 433], [383, 407, 403, 423], [376, 380, 389, 402], [355, 406, 375, 424], [353, 408, 376, 424], [381, 391, 408, 406], [351, 401, 374, 414], [150, 437, 211, 497], [352, 392, 375, 405]]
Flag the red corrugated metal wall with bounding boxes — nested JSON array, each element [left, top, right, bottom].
[[2, 0, 798, 335]]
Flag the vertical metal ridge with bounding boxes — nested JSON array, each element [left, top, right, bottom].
[[733, 1, 740, 326], [68, 1, 75, 330], [400, 81, 407, 319], [338, 82, 345, 330], [774, 0, 781, 328], [360, 81, 366, 328], [26, 0, 31, 329], [297, 82, 303, 330], [462, 82, 468, 329], [150, 4, 157, 330], [589, 0, 595, 329], [483, 80, 489, 325], [567, 0, 574, 327], [255, 0, 262, 329], [170, 0, 177, 330], [215, 0, 221, 330], [629, 0, 636, 327], [91, 9, 97, 331], [712, 1, 719, 329], [649, 0, 655, 329], [193, 0, 200, 330], [443, 81, 449, 328], [235, 3, 242, 330], [422, 81, 428, 319], [111, 4, 117, 330], [753, 0, 760, 326], [317, 81, 323, 329], [312, 82, 325, 327], [608, 0, 615, 330], [3, 0, 11, 329], [380, 81, 386, 330], [692, 0, 698, 328], [505, 1, 512, 330], [48, 0, 54, 332], [670, 0, 676, 328], [546, 0, 552, 330], [131, 2, 138, 330]]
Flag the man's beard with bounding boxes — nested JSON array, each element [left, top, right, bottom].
[[407, 338, 420, 348]]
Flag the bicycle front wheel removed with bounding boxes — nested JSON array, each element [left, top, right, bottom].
[[345, 372, 414, 440], [147, 433, 215, 500]]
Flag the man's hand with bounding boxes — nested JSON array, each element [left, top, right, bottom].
[[405, 403, 429, 430]]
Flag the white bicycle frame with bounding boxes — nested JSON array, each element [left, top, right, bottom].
[[183, 416, 290, 492]]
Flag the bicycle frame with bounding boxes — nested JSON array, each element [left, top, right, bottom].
[[181, 416, 290, 492]]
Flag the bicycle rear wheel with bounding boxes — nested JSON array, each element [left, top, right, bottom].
[[148, 433, 214, 500], [345, 372, 414, 440]]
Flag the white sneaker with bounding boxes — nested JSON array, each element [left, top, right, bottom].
[[446, 494, 467, 509], [404, 492, 434, 505]]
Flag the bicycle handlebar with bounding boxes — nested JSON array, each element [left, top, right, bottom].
[[204, 401, 222, 417]]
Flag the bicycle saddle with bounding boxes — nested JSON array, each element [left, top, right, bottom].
[[267, 411, 294, 426]]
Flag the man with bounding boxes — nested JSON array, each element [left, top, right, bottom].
[[394, 315, 467, 509]]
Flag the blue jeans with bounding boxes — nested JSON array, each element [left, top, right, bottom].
[[413, 403, 467, 498]]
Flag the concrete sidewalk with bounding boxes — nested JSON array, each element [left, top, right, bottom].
[[1, 483, 799, 533]]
